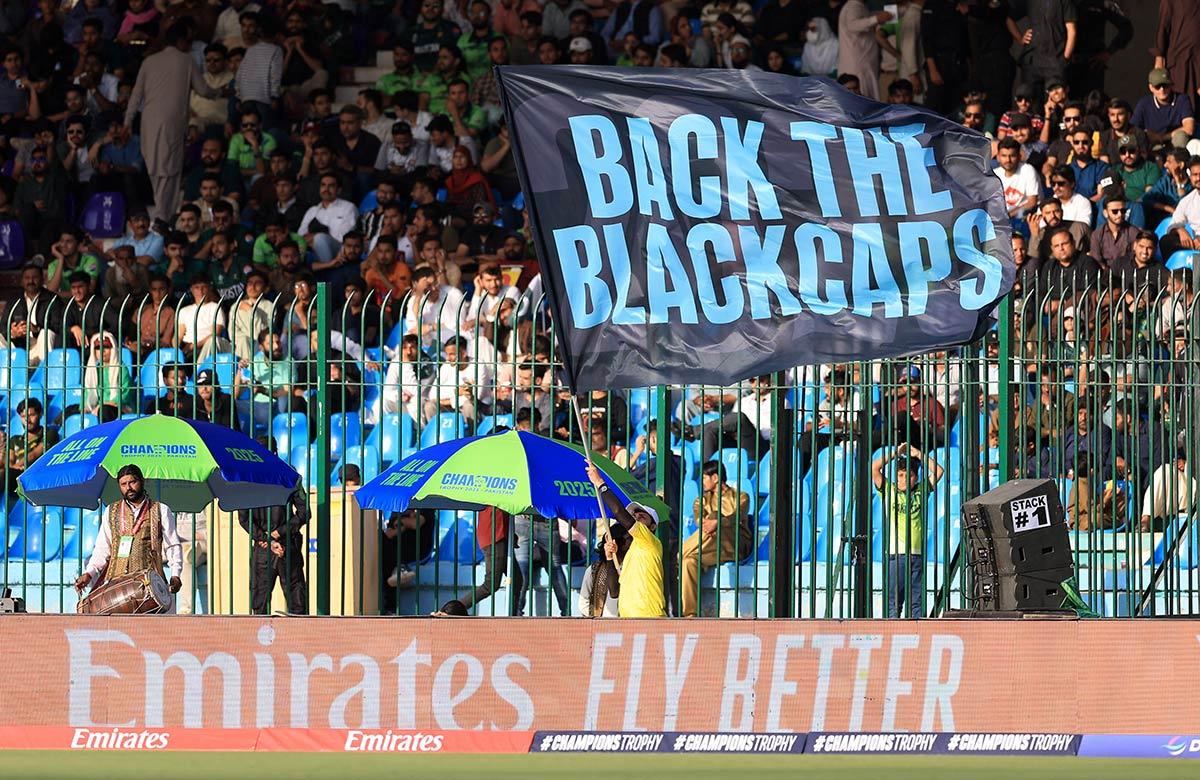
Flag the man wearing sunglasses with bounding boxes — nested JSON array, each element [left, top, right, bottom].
[[1040, 101, 1083, 181], [1066, 128, 1110, 205], [1131, 68, 1194, 150], [1088, 191, 1138, 269], [1048, 165, 1094, 225], [1110, 136, 1161, 227]]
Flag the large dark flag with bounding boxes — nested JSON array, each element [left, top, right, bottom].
[[497, 67, 1014, 391]]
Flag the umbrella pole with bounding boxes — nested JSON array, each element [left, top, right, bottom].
[[571, 396, 614, 549]]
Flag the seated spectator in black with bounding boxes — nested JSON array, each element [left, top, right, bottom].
[[8, 264, 65, 361], [279, 10, 328, 119], [193, 368, 235, 426], [454, 202, 505, 265], [183, 137, 245, 205], [86, 118, 148, 211], [269, 241, 309, 303], [298, 140, 353, 210], [162, 230, 204, 293], [1109, 231, 1169, 294], [330, 105, 382, 198], [190, 174, 239, 229], [304, 353, 361, 428], [1040, 225, 1102, 301], [1089, 191, 1138, 269], [1030, 197, 1091, 263], [313, 229, 366, 298], [62, 271, 119, 349], [246, 149, 294, 221], [424, 114, 457, 176], [174, 204, 206, 258], [297, 88, 337, 139], [1061, 406, 1116, 482], [357, 179, 399, 246], [335, 278, 381, 349], [1010, 233, 1040, 297], [1131, 68, 1194, 150], [1099, 99, 1149, 164], [836, 73, 861, 96], [207, 230, 247, 303], [148, 362, 195, 417], [256, 175, 306, 234], [535, 35, 561, 65], [6, 398, 58, 487], [14, 144, 68, 255], [383, 509, 436, 598], [1040, 101, 1083, 178]]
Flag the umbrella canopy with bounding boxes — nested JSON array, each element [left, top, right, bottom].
[[355, 429, 670, 520], [18, 414, 301, 512]]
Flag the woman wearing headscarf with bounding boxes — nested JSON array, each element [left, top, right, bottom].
[[800, 17, 838, 77], [443, 145, 495, 222], [81, 331, 134, 421], [763, 46, 798, 76]]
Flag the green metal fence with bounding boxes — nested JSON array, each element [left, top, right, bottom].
[[1, 271, 1197, 618]]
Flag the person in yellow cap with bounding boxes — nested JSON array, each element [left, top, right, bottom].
[[586, 463, 665, 617]]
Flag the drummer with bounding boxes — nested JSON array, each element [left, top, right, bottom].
[[73, 464, 183, 609]]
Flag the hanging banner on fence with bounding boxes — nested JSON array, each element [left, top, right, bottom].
[[497, 67, 1014, 391]]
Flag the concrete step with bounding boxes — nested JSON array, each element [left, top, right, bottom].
[[354, 66, 390, 85], [376, 49, 391, 68], [334, 85, 362, 106]]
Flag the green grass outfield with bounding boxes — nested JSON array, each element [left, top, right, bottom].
[[0, 752, 1194, 779]]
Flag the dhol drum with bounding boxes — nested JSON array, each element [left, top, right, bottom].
[[77, 569, 171, 615]]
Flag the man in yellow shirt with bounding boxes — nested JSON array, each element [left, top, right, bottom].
[[587, 463, 665, 617]]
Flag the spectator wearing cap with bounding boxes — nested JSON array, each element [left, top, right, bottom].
[[377, 41, 426, 102], [454, 203, 505, 264], [1006, 114, 1048, 174], [1132, 68, 1195, 150], [194, 368, 235, 425], [727, 35, 758, 70], [1089, 191, 1138, 269], [1098, 99, 1148, 165], [998, 85, 1046, 138], [567, 35, 593, 64]]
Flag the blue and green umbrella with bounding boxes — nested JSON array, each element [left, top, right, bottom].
[[355, 429, 669, 520], [18, 414, 301, 512]]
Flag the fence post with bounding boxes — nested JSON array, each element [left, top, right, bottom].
[[314, 283, 331, 615], [770, 372, 794, 617], [998, 294, 1012, 483]]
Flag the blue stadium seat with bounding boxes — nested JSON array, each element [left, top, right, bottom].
[[421, 412, 465, 448], [755, 456, 771, 496], [6, 500, 63, 561], [715, 447, 756, 483], [333, 444, 381, 485], [0, 347, 30, 391], [61, 507, 102, 562], [32, 348, 82, 392], [7, 413, 24, 435], [1165, 249, 1197, 271], [628, 387, 651, 430], [367, 412, 417, 464], [196, 352, 239, 391], [329, 413, 363, 463], [62, 413, 99, 440], [437, 518, 482, 564], [289, 444, 319, 487], [139, 348, 186, 399], [476, 413, 513, 436], [272, 413, 309, 454]]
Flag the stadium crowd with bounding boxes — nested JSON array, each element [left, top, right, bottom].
[[0, 0, 1197, 617]]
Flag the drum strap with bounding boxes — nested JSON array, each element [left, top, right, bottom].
[[104, 500, 163, 583]]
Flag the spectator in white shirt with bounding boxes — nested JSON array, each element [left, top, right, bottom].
[[405, 265, 466, 348], [463, 264, 519, 333], [299, 173, 359, 263], [1140, 450, 1196, 531], [1049, 165, 1094, 226], [993, 138, 1040, 221], [382, 333, 433, 423], [177, 275, 230, 362], [699, 373, 773, 462], [424, 335, 493, 423], [1165, 156, 1200, 254]]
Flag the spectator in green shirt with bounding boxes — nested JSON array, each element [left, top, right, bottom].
[[376, 41, 427, 104], [228, 107, 278, 178], [236, 329, 304, 431], [252, 215, 308, 270], [422, 44, 467, 116], [1112, 137, 1162, 228], [872, 444, 943, 619], [446, 79, 488, 145], [45, 227, 101, 295], [457, 0, 497, 81], [6, 398, 58, 488]]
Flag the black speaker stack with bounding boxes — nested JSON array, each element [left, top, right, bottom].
[[961, 479, 1075, 613]]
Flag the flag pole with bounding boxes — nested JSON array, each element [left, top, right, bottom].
[[571, 395, 614, 548]]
